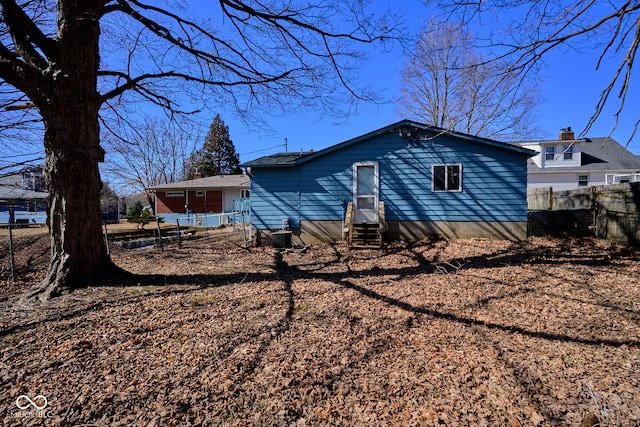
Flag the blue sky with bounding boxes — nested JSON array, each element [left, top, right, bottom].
[[216, 0, 640, 164], [2, 1, 638, 178]]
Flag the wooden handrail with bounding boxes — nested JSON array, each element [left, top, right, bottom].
[[378, 201, 386, 232], [345, 202, 353, 225]]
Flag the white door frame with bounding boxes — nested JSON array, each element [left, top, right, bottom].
[[352, 161, 379, 222]]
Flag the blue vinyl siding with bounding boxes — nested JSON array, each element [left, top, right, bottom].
[[249, 130, 530, 229], [250, 168, 304, 229]]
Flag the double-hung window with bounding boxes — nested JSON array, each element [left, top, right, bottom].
[[433, 164, 462, 192], [563, 145, 574, 160], [545, 146, 555, 161]]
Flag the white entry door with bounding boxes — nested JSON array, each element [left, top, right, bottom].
[[353, 161, 379, 222]]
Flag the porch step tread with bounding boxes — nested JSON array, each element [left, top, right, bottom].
[[346, 204, 385, 249], [349, 222, 382, 249], [351, 231, 380, 235]]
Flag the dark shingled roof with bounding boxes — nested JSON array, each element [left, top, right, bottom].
[[524, 137, 640, 173], [242, 151, 315, 167]]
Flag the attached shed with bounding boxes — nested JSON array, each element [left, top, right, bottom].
[[243, 120, 535, 246]]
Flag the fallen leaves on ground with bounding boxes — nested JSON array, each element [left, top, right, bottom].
[[1, 232, 639, 426]]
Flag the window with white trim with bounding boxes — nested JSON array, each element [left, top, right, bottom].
[[166, 191, 184, 197], [563, 145, 574, 160], [195, 190, 204, 197], [578, 174, 589, 187], [545, 146, 555, 160], [433, 164, 462, 192]]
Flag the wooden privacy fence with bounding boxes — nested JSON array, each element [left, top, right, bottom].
[[527, 183, 640, 243]]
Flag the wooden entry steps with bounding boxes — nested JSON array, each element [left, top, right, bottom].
[[350, 222, 382, 248], [344, 202, 386, 249]]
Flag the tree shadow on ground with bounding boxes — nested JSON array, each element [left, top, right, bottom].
[[3, 237, 639, 350], [290, 239, 640, 347]]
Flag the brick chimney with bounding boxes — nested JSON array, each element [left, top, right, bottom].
[[193, 172, 202, 179], [560, 127, 574, 140]]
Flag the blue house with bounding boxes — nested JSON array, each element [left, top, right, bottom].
[[243, 120, 536, 247]]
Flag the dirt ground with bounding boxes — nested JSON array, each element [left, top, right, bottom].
[[1, 226, 639, 426]]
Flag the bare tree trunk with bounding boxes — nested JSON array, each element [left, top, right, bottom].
[[0, 0, 397, 300], [36, 112, 111, 299], [29, 1, 113, 300]]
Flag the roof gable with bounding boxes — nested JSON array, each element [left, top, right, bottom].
[[243, 120, 535, 168]]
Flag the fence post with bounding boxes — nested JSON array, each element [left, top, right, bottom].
[[156, 217, 164, 251], [8, 204, 15, 283], [103, 221, 110, 258], [241, 210, 247, 247], [176, 218, 182, 248]]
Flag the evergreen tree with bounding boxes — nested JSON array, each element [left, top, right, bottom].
[[127, 200, 144, 218], [189, 115, 241, 177]]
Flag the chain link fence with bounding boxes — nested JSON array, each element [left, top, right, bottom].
[[528, 208, 640, 244], [528, 209, 595, 237], [595, 210, 640, 244]]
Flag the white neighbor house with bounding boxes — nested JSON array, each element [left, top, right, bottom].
[[518, 128, 640, 190]]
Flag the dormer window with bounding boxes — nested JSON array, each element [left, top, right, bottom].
[[563, 145, 573, 160], [545, 146, 555, 161]]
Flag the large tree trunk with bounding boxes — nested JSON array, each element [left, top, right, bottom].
[[38, 109, 112, 299], [30, 1, 114, 300]]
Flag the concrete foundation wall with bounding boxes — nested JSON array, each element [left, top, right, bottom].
[[256, 219, 527, 246], [388, 220, 527, 241]]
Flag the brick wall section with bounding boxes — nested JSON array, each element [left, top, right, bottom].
[[156, 193, 186, 214], [188, 190, 222, 213], [156, 190, 223, 214]]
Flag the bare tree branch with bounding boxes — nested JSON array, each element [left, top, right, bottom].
[[437, 0, 640, 143], [398, 17, 540, 141], [0, 0, 401, 295], [0, 0, 56, 66], [102, 113, 199, 207]]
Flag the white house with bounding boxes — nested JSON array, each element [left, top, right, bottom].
[[0, 166, 48, 225], [518, 128, 640, 190]]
